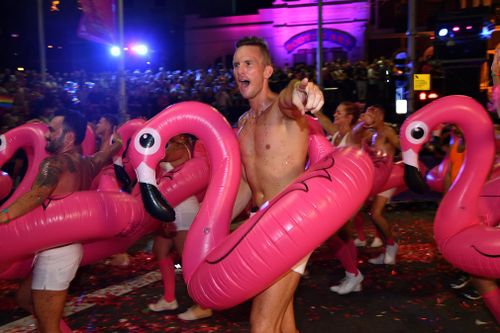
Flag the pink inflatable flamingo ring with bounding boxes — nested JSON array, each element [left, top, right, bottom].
[[0, 122, 49, 207], [129, 101, 375, 309], [402, 95, 500, 279]]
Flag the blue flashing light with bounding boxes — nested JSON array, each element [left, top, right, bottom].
[[438, 28, 448, 37], [110, 46, 121, 57], [480, 26, 493, 39]]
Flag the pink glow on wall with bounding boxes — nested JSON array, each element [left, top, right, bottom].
[[185, 0, 370, 68]]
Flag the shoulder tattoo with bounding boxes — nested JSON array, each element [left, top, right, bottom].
[[34, 157, 64, 188]]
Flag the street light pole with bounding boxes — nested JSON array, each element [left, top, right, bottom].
[[407, 0, 416, 113], [316, 0, 323, 88], [117, 0, 128, 120], [37, 0, 47, 82]]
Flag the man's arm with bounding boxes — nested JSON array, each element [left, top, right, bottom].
[[278, 78, 324, 119], [0, 157, 62, 224], [90, 135, 123, 174], [315, 111, 338, 136]]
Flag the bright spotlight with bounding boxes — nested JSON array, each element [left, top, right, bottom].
[[438, 28, 448, 37], [110, 46, 121, 57], [131, 44, 148, 56]]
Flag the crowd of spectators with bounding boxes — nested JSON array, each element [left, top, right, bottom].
[[0, 57, 403, 133]]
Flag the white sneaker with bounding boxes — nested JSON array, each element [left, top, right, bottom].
[[370, 237, 383, 248], [384, 243, 398, 265], [368, 244, 398, 265], [148, 298, 178, 312], [330, 271, 363, 295], [329, 275, 347, 293], [353, 238, 367, 247], [368, 253, 386, 265], [178, 305, 213, 321]]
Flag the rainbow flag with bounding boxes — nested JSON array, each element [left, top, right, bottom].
[[0, 95, 13, 109]]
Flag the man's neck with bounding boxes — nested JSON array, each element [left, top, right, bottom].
[[248, 93, 276, 118]]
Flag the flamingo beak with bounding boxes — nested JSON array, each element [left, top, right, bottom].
[[139, 182, 176, 222], [404, 163, 429, 194], [113, 164, 132, 192]]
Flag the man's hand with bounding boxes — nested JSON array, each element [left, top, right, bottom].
[[292, 78, 324, 115]]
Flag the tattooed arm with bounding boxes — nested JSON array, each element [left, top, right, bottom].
[[0, 157, 63, 224]]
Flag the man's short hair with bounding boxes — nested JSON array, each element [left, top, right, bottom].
[[368, 104, 386, 117], [62, 110, 87, 145], [235, 36, 272, 66]]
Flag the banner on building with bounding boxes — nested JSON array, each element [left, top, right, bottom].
[[77, 0, 116, 45]]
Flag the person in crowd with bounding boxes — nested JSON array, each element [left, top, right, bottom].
[[94, 113, 119, 152], [231, 36, 324, 333], [148, 134, 213, 320], [0, 110, 122, 333], [316, 102, 366, 294], [352, 105, 400, 265]]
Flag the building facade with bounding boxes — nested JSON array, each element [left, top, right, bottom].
[[184, 0, 370, 68]]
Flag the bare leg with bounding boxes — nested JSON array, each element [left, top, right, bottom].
[[250, 270, 301, 333], [471, 276, 500, 324], [369, 195, 393, 242], [16, 274, 33, 313], [32, 289, 68, 333]]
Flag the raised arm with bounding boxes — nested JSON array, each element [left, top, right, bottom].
[[0, 156, 63, 223], [315, 111, 338, 136], [278, 78, 324, 119], [90, 134, 123, 175]]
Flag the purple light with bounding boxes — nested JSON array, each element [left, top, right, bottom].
[[131, 44, 148, 56], [466, 25, 473, 30], [452, 26, 460, 32]]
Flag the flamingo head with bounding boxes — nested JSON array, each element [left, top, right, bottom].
[[112, 118, 146, 189], [129, 124, 175, 221], [400, 106, 435, 194], [0, 122, 48, 168]]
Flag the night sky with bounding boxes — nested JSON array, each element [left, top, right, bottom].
[[0, 0, 275, 72]]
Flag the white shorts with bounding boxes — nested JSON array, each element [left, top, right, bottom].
[[174, 196, 200, 231], [32, 243, 83, 291], [377, 187, 396, 200]]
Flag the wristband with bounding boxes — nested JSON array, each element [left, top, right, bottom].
[[1, 208, 10, 224]]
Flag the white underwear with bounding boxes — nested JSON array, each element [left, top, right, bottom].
[[32, 243, 83, 291], [377, 187, 396, 200], [291, 252, 311, 275]]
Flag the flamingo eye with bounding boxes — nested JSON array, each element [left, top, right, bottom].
[[405, 121, 429, 145], [0, 135, 6, 152], [134, 128, 161, 155]]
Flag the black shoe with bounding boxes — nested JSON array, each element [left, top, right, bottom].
[[450, 274, 470, 289], [460, 287, 481, 301]]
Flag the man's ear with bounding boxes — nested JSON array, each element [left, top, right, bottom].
[[264, 65, 273, 79]]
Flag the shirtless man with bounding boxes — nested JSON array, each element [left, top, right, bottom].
[[353, 105, 400, 265], [0, 110, 122, 333], [232, 36, 324, 333], [95, 113, 119, 152]]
